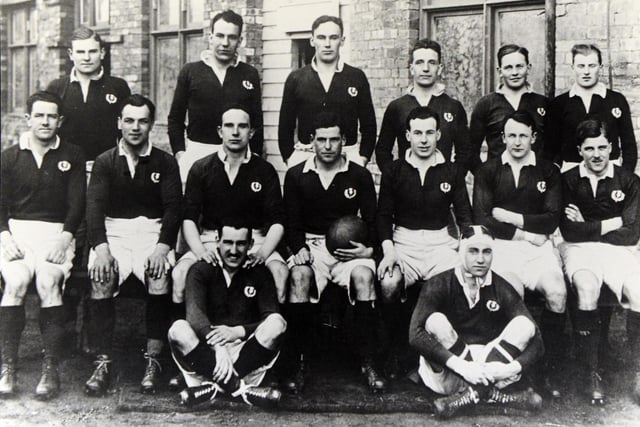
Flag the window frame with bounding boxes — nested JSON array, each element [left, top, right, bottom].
[[6, 2, 38, 113], [79, 0, 110, 29]]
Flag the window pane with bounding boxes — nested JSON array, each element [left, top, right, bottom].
[[96, 0, 110, 24], [185, 33, 205, 62], [187, 0, 205, 27], [158, 0, 180, 27], [29, 47, 39, 94], [11, 48, 27, 110], [29, 8, 37, 42], [155, 36, 180, 122], [496, 7, 545, 93], [432, 12, 484, 115], [81, 0, 91, 24], [11, 9, 26, 44]]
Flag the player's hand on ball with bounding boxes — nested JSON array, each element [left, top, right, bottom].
[[145, 243, 171, 279], [293, 247, 313, 265], [333, 241, 373, 261], [212, 346, 235, 384], [206, 325, 244, 347], [0, 231, 25, 261], [565, 203, 585, 222], [91, 244, 118, 284]]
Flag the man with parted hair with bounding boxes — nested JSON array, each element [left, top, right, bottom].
[[544, 43, 637, 173], [469, 44, 548, 173], [409, 225, 543, 419], [278, 15, 376, 167], [168, 9, 263, 188], [84, 95, 182, 396], [559, 117, 640, 405], [375, 39, 471, 175], [0, 91, 86, 399]]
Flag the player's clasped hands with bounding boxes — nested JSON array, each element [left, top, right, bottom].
[[333, 240, 373, 262]]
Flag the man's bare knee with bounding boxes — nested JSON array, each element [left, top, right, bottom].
[[267, 260, 289, 304], [425, 312, 458, 348], [171, 259, 195, 303], [380, 272, 403, 303], [255, 313, 287, 350], [0, 266, 31, 305], [538, 273, 567, 313], [289, 266, 312, 303], [502, 315, 535, 350], [168, 319, 199, 354], [351, 266, 375, 301], [35, 267, 64, 307], [147, 275, 170, 295], [91, 278, 117, 299], [572, 270, 601, 310]]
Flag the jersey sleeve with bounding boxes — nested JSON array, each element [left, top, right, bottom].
[[167, 64, 190, 154], [158, 155, 183, 247], [278, 72, 299, 163], [521, 163, 562, 234], [63, 148, 87, 234], [356, 72, 377, 160], [86, 153, 111, 247], [375, 102, 400, 175], [472, 163, 517, 239]]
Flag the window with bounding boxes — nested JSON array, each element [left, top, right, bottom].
[[291, 38, 314, 69], [422, 1, 545, 114], [7, 4, 38, 112], [80, 0, 110, 27], [151, 0, 206, 124]]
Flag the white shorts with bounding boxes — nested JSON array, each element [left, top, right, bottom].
[[418, 339, 521, 395], [393, 226, 459, 288], [0, 219, 75, 282], [286, 142, 365, 168], [88, 217, 176, 291], [559, 241, 640, 302], [173, 335, 278, 389], [490, 239, 563, 292], [287, 234, 375, 304], [177, 229, 285, 266], [178, 139, 222, 185]]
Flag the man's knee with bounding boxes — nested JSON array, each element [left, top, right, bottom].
[[258, 313, 287, 339], [90, 277, 118, 299], [380, 270, 403, 303], [350, 265, 375, 301], [503, 315, 536, 349], [622, 279, 640, 311], [168, 319, 197, 346], [538, 272, 567, 312], [171, 259, 194, 302], [289, 266, 313, 302], [267, 260, 289, 303], [425, 312, 457, 347], [147, 275, 170, 295], [0, 264, 32, 302], [572, 270, 601, 309], [34, 267, 64, 298]]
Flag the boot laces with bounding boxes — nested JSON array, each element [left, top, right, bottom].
[[452, 387, 480, 409], [143, 353, 162, 376]]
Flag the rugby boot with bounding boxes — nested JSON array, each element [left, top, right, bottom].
[[140, 353, 162, 394], [281, 354, 306, 394], [35, 357, 60, 400], [85, 354, 112, 396], [588, 370, 605, 406], [485, 387, 543, 412], [179, 382, 221, 407], [231, 381, 282, 409], [0, 360, 16, 397], [168, 373, 185, 391], [361, 360, 387, 394], [433, 386, 481, 419]]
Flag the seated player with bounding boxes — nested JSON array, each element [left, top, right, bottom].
[[172, 104, 288, 315], [85, 95, 182, 395], [283, 112, 385, 393], [409, 225, 543, 419], [168, 221, 286, 408], [473, 110, 566, 397], [0, 91, 85, 399], [377, 106, 472, 374], [559, 117, 640, 405]]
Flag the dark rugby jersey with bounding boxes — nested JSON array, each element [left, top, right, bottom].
[[284, 159, 377, 253], [167, 60, 263, 155], [183, 152, 284, 231], [86, 145, 182, 248], [46, 72, 130, 161], [544, 87, 637, 171], [186, 262, 279, 340], [0, 137, 86, 234], [473, 154, 562, 239], [375, 91, 471, 174], [409, 268, 543, 371], [278, 63, 376, 161], [469, 90, 548, 173], [377, 153, 472, 242], [560, 164, 640, 246]]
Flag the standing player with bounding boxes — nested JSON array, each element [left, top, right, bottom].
[[283, 112, 385, 393], [168, 10, 263, 187], [377, 106, 472, 374], [559, 117, 640, 405], [278, 15, 376, 167], [84, 95, 182, 396], [469, 44, 548, 173], [168, 221, 286, 408], [473, 111, 566, 397], [409, 225, 543, 419], [0, 92, 85, 399], [375, 39, 470, 175], [544, 44, 637, 172]]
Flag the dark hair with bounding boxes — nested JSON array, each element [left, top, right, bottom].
[[502, 110, 537, 134], [220, 103, 252, 126], [27, 91, 64, 115], [70, 26, 103, 48], [460, 225, 494, 240], [217, 219, 252, 241], [410, 39, 442, 63], [497, 44, 530, 67], [211, 9, 243, 34], [571, 43, 602, 65], [405, 106, 440, 130], [311, 15, 343, 35], [575, 116, 608, 146], [310, 111, 343, 137], [119, 94, 156, 123]]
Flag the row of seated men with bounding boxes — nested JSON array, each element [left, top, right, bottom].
[[1, 88, 639, 419]]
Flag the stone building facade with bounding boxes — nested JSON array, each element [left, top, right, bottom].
[[1, 0, 639, 177]]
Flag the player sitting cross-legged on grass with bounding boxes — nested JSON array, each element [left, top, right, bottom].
[[409, 225, 543, 419]]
